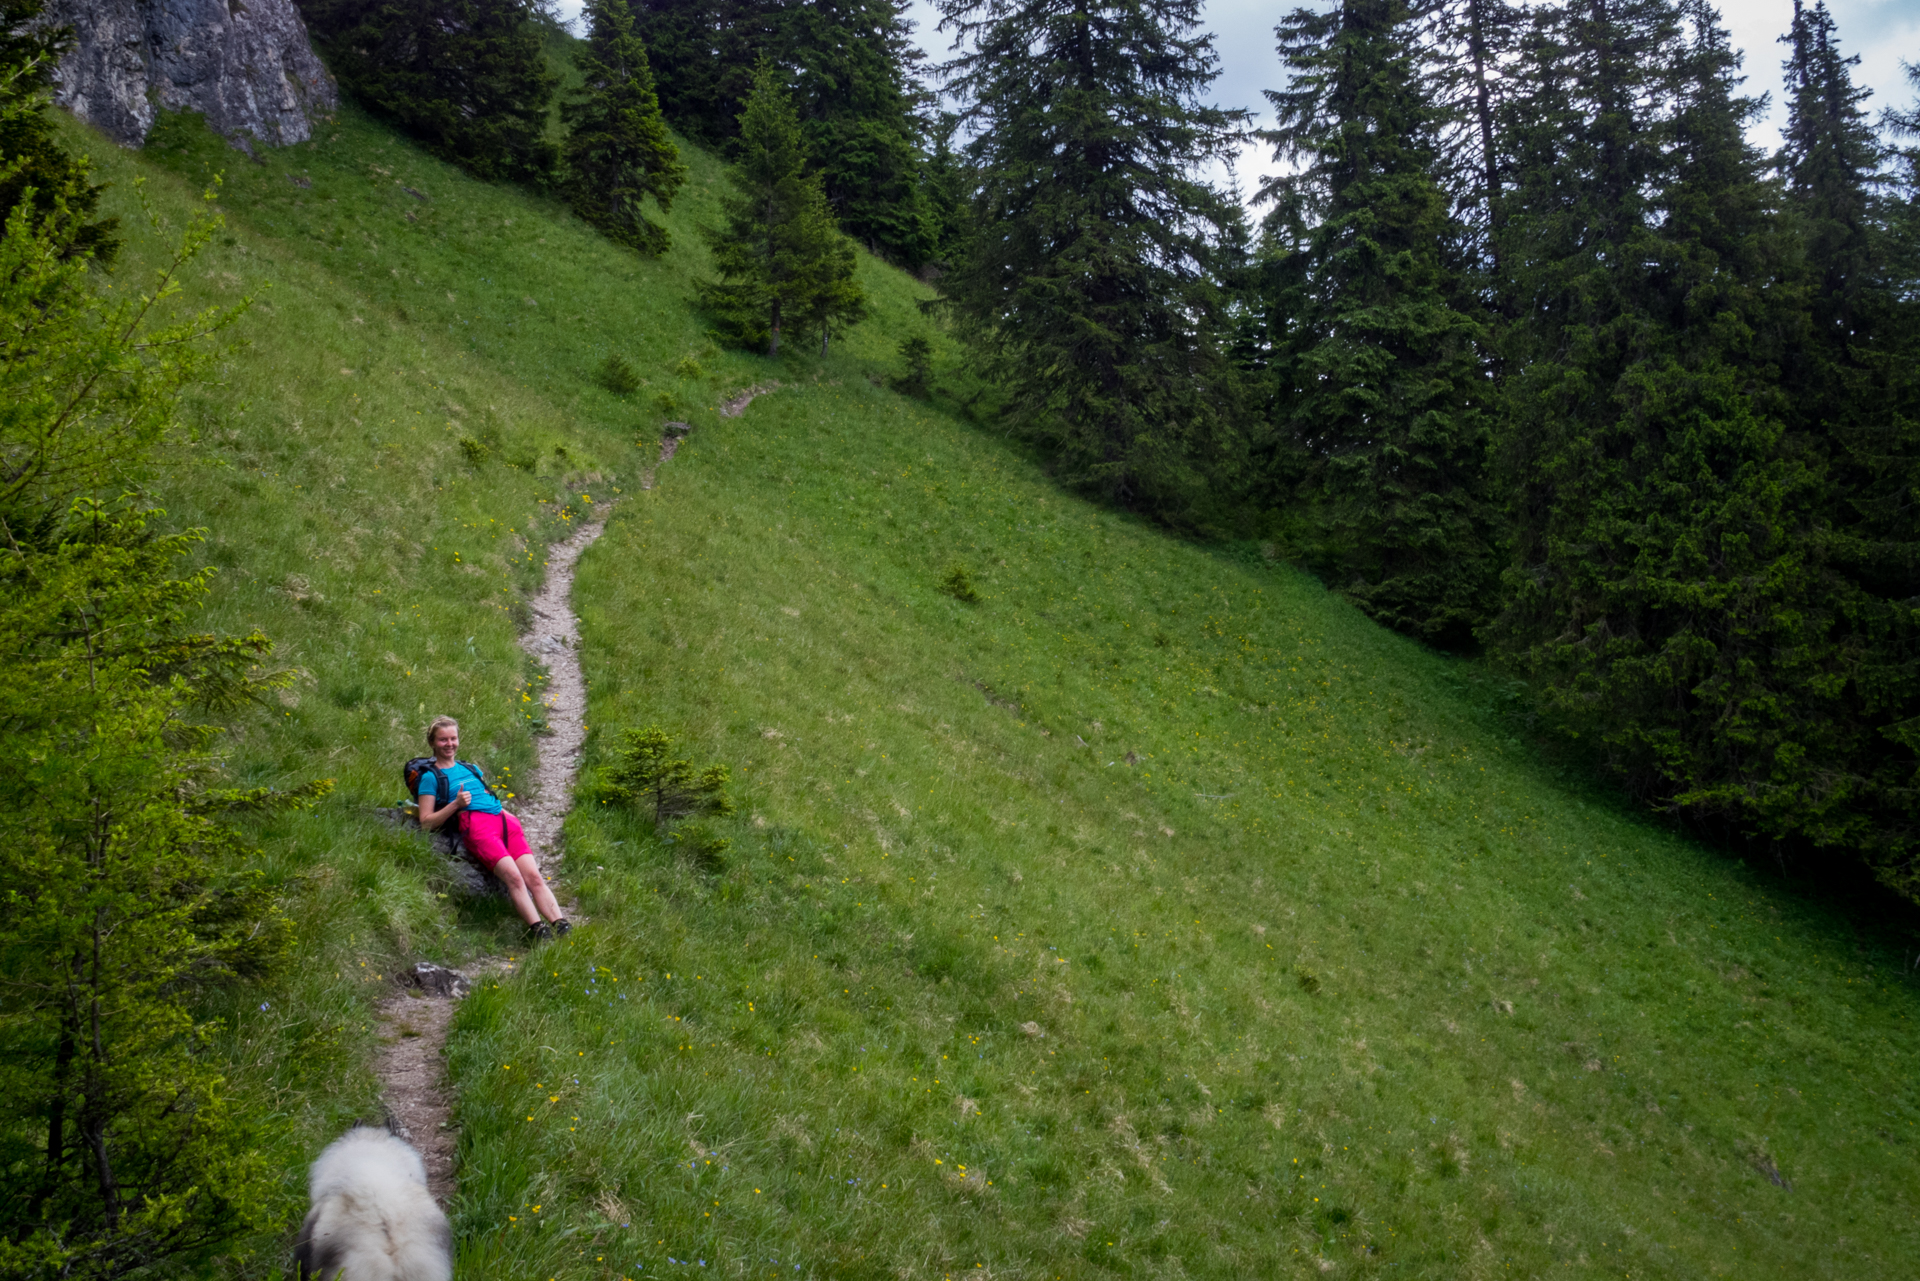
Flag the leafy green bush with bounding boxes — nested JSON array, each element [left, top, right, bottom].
[[668, 822, 732, 873]]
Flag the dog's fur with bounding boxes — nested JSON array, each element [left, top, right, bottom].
[[293, 1126, 452, 1281]]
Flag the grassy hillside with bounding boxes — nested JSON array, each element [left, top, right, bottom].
[[61, 96, 1920, 1281]]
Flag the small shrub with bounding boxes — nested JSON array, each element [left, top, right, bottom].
[[652, 390, 677, 415], [599, 353, 642, 394], [458, 435, 489, 464], [674, 355, 704, 379], [1295, 967, 1321, 995], [941, 563, 979, 603], [894, 334, 933, 396], [602, 726, 733, 826]]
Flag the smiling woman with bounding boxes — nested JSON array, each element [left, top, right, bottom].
[[416, 715, 571, 941]]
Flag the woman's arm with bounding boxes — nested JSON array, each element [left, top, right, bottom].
[[418, 785, 471, 831]]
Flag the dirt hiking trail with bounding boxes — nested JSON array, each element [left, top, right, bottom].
[[368, 416, 720, 1207], [517, 509, 609, 862]]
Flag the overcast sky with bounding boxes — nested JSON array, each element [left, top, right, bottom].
[[559, 0, 1920, 199]]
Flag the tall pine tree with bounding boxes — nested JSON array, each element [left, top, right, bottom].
[[299, 0, 559, 184], [784, 0, 935, 263], [697, 62, 865, 357], [936, 0, 1248, 517], [1484, 0, 1898, 874], [919, 110, 975, 269], [1778, 0, 1881, 357], [1770, 4, 1920, 893], [1258, 0, 1497, 647], [562, 0, 686, 255], [632, 0, 934, 264], [629, 0, 761, 146], [0, 0, 117, 265]]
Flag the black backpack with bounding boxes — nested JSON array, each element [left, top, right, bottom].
[[402, 757, 499, 808]]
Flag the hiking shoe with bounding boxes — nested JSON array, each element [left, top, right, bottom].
[[526, 921, 554, 944], [552, 918, 573, 938]]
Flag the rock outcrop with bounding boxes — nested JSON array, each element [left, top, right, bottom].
[[46, 0, 337, 151]]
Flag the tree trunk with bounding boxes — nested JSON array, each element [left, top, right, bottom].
[[1467, 0, 1499, 242], [86, 908, 120, 1229], [27, 1013, 78, 1222], [769, 295, 781, 358]]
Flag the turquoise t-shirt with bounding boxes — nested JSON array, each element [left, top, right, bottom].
[[417, 761, 502, 815]]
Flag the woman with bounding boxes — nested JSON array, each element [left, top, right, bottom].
[[416, 715, 571, 942]]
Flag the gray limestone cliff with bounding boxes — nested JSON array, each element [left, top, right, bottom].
[[46, 0, 337, 150]]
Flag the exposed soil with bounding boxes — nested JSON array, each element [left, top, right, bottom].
[[516, 511, 610, 863], [373, 987, 461, 1201], [640, 425, 689, 490], [363, 517, 605, 1209], [372, 959, 514, 1205], [720, 382, 778, 418]]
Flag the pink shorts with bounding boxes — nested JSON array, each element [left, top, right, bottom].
[[459, 811, 530, 865]]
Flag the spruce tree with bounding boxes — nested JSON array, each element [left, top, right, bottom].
[[936, 0, 1249, 515], [1484, 1, 1900, 873], [561, 0, 686, 255], [1772, 6, 1920, 894], [697, 62, 865, 357], [1778, 0, 1882, 355], [299, 0, 559, 184], [633, 0, 935, 265], [0, 169, 306, 1281], [0, 0, 117, 264], [1258, 0, 1497, 647], [784, 0, 934, 263], [629, 0, 760, 147], [920, 110, 974, 269]]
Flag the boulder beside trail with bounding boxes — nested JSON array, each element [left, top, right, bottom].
[[406, 961, 471, 999], [47, 0, 336, 150]]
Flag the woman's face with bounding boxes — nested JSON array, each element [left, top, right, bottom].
[[433, 725, 459, 759]]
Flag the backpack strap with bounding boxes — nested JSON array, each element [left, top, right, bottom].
[[421, 764, 452, 808], [459, 760, 500, 802]]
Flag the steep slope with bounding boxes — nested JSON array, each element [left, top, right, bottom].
[[59, 103, 1920, 1280]]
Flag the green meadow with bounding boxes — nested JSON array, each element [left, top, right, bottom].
[[62, 86, 1919, 1280]]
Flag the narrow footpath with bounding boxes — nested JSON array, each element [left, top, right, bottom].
[[366, 410, 737, 1206]]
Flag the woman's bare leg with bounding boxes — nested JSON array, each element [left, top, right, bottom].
[[490, 858, 542, 925], [514, 855, 565, 922]]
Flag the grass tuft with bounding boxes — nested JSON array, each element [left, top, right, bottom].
[[599, 353, 642, 394], [941, 562, 980, 603]]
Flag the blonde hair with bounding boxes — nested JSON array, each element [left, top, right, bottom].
[[425, 716, 459, 749]]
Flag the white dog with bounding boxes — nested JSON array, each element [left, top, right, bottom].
[[294, 1126, 452, 1281]]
